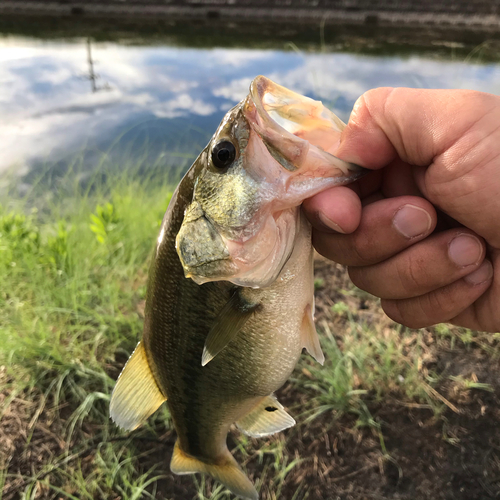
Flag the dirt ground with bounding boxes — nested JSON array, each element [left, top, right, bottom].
[[2, 259, 500, 500]]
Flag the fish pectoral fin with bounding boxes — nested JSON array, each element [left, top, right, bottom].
[[171, 441, 258, 500], [202, 290, 260, 366], [301, 303, 325, 365], [236, 395, 296, 438], [109, 342, 166, 430]]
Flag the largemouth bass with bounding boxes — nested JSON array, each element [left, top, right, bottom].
[[110, 76, 366, 499]]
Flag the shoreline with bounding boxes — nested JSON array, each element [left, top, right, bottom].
[[1, 1, 500, 30]]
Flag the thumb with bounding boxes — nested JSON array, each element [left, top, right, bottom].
[[336, 87, 494, 169]]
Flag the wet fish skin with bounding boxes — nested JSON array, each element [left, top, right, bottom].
[[156, 161, 313, 455], [110, 76, 366, 499]]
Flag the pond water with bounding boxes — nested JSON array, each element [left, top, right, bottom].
[[1, 22, 500, 186]]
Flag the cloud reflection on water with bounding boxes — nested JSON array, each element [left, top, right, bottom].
[[1, 36, 500, 175]]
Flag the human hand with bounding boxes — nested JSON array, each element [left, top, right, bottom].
[[304, 88, 500, 331]]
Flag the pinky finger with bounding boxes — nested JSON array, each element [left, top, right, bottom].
[[381, 260, 493, 329]]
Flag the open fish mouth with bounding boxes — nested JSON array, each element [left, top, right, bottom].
[[244, 75, 365, 181], [176, 76, 367, 288]]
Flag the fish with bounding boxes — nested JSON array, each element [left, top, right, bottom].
[[109, 76, 366, 499]]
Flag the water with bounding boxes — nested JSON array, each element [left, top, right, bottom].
[[1, 21, 500, 186]]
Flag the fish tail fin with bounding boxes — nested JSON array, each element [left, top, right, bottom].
[[170, 441, 258, 500]]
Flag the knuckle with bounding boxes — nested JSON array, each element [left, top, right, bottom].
[[398, 302, 428, 329], [350, 242, 373, 266], [349, 233, 379, 266], [382, 296, 434, 329], [423, 178, 457, 209], [424, 289, 456, 319], [381, 299, 416, 327], [350, 88, 394, 131], [321, 234, 374, 267], [314, 233, 360, 266], [396, 253, 429, 294], [365, 87, 394, 111]]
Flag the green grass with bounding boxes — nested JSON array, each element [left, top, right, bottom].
[[0, 171, 175, 499], [1, 170, 500, 500], [1, 181, 169, 391]]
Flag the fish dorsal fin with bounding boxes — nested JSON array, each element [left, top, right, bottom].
[[171, 441, 258, 500], [301, 303, 325, 365], [236, 395, 296, 438], [201, 290, 260, 366], [110, 342, 166, 430]]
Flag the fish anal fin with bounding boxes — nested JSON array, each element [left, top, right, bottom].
[[171, 441, 258, 500], [202, 290, 260, 366], [109, 342, 166, 430], [301, 303, 324, 365], [236, 395, 295, 438]]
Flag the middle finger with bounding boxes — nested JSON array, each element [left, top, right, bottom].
[[348, 229, 486, 299]]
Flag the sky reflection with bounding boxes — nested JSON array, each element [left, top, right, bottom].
[[1, 35, 500, 177]]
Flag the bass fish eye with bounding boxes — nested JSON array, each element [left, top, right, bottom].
[[211, 140, 237, 169]]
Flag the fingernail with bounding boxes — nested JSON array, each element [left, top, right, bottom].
[[393, 204, 432, 239], [318, 212, 346, 233], [464, 260, 493, 285], [449, 234, 483, 267], [337, 152, 364, 166]]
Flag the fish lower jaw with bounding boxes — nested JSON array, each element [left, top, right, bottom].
[[182, 215, 296, 288], [182, 259, 236, 285]]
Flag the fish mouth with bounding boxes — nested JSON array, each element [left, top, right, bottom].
[[244, 75, 367, 181], [176, 211, 236, 282], [177, 208, 298, 289], [183, 259, 239, 285]]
